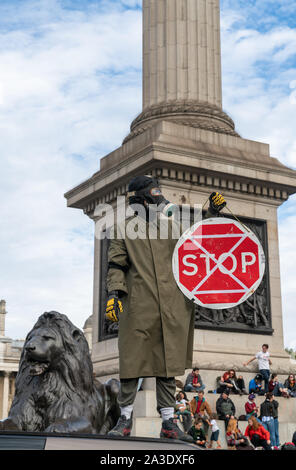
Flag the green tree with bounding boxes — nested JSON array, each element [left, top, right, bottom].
[[285, 348, 296, 359]]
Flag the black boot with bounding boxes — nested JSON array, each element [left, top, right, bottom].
[[160, 418, 194, 442], [107, 415, 133, 437]]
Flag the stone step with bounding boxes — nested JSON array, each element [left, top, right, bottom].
[[176, 368, 292, 393], [134, 388, 296, 423], [133, 388, 296, 448], [185, 392, 296, 423], [131, 416, 296, 449], [98, 370, 295, 396]]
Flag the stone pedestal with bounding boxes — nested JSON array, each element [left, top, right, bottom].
[[65, 120, 296, 376]]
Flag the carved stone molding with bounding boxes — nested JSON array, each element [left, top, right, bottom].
[[194, 216, 273, 335], [83, 166, 290, 217], [98, 215, 272, 341], [123, 100, 239, 144]]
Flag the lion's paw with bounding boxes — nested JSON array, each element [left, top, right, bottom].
[[45, 423, 69, 434]]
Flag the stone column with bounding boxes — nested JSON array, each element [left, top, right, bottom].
[[126, 0, 237, 143], [0, 300, 7, 337], [2, 372, 10, 419], [143, 0, 222, 108]]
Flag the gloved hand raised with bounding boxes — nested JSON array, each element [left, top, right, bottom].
[[105, 291, 123, 323], [209, 192, 227, 214]]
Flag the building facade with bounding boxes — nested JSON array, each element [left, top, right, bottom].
[[0, 300, 24, 420]]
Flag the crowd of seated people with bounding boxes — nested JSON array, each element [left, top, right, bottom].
[[174, 367, 296, 450]]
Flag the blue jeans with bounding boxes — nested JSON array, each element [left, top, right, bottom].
[[262, 417, 276, 447], [273, 383, 282, 397], [184, 384, 206, 392], [274, 418, 280, 447], [259, 369, 270, 393]]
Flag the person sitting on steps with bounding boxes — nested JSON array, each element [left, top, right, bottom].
[[248, 374, 265, 395], [268, 373, 290, 398], [188, 418, 207, 448], [245, 393, 261, 422], [175, 391, 192, 433], [226, 418, 251, 450], [189, 390, 212, 437], [283, 374, 296, 398], [216, 390, 236, 430], [217, 369, 247, 395], [184, 368, 206, 393], [244, 416, 272, 450]]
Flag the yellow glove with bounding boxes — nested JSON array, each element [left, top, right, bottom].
[[209, 192, 227, 213], [105, 292, 123, 323]]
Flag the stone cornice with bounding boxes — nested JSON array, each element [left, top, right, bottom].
[[65, 152, 295, 204], [65, 141, 296, 214], [65, 119, 296, 215], [80, 165, 292, 217]]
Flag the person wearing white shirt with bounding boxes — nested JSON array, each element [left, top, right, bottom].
[[243, 344, 272, 394], [208, 413, 222, 449]]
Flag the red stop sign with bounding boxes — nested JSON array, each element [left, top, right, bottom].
[[173, 217, 265, 309]]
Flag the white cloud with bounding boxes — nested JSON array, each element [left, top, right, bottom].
[[220, 4, 296, 349], [221, 22, 296, 166], [0, 0, 142, 338], [279, 207, 296, 350]]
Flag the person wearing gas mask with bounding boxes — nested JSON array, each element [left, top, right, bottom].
[[105, 175, 226, 441]]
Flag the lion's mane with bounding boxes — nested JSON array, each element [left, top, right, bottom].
[[7, 311, 114, 433]]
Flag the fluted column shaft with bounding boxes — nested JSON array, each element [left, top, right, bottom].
[[0, 300, 6, 337], [2, 372, 10, 419], [143, 0, 222, 109]]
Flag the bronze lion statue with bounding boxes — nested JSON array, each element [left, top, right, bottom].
[[0, 311, 120, 434]]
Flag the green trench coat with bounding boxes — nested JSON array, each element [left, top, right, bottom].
[[107, 214, 195, 380]]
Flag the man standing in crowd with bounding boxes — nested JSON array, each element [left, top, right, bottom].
[[243, 344, 272, 394], [259, 392, 277, 448], [272, 395, 280, 448], [105, 175, 226, 440]]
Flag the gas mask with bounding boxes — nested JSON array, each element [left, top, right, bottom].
[[128, 176, 178, 218], [152, 189, 179, 217]]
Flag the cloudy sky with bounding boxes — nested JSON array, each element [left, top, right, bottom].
[[0, 0, 295, 349]]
